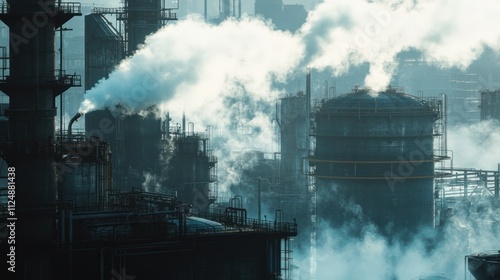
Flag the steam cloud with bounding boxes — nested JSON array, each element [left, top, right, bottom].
[[80, 16, 301, 115], [300, 205, 500, 279], [82, 0, 500, 113], [79, 1, 500, 278], [300, 0, 500, 90], [448, 120, 500, 169], [80, 0, 500, 188]]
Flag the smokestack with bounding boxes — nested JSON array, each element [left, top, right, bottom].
[[166, 112, 170, 139], [306, 69, 311, 119], [238, 0, 241, 18], [204, 0, 208, 21], [0, 0, 81, 278], [182, 112, 186, 136]]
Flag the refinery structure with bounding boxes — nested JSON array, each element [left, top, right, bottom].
[[0, 1, 499, 280]]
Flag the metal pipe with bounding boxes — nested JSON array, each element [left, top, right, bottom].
[[441, 93, 447, 158], [96, 144, 99, 205], [188, 122, 194, 136], [61, 208, 65, 243], [238, 0, 241, 18], [496, 163, 500, 198], [68, 112, 82, 141], [100, 247, 105, 280], [182, 112, 186, 136], [69, 209, 73, 243], [166, 112, 170, 139], [235, 195, 243, 208], [306, 70, 311, 140], [325, 80, 328, 99], [204, 0, 207, 21], [258, 178, 261, 220]]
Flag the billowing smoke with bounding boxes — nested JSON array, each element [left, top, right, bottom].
[[79, 0, 500, 205], [300, 0, 500, 91], [80, 15, 302, 191], [78, 1, 500, 278], [82, 0, 500, 114], [142, 172, 162, 193], [292, 192, 500, 279], [448, 120, 500, 170], [80, 16, 301, 115]]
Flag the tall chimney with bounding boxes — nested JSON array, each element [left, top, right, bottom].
[[0, 1, 81, 278]]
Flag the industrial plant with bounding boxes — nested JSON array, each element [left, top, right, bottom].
[[0, 0, 499, 280]]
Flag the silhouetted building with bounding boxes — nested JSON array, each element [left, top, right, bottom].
[[481, 90, 500, 121], [255, 0, 306, 32]]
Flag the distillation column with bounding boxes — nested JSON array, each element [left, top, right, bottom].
[[0, 1, 80, 278]]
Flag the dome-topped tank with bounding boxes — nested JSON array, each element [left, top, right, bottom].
[[467, 251, 500, 280], [322, 88, 430, 111], [312, 87, 439, 235]]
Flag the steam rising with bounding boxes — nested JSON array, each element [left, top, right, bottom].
[[80, 16, 301, 115], [79, 1, 500, 278], [300, 0, 500, 90], [448, 120, 500, 169], [82, 0, 500, 114], [303, 206, 500, 279]]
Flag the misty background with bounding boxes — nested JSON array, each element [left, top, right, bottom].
[[0, 0, 499, 279]]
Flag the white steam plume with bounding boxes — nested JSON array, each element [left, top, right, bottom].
[[300, 0, 500, 91], [80, 16, 301, 115], [294, 195, 500, 279], [448, 120, 500, 170], [81, 0, 500, 190], [81, 15, 301, 192], [82, 0, 500, 114]]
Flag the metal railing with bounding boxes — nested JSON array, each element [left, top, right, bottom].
[[62, 207, 297, 244], [0, 73, 81, 87], [160, 9, 177, 20], [0, 2, 81, 14], [92, 7, 124, 15], [57, 2, 81, 14]]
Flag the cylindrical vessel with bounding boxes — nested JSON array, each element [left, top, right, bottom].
[[313, 88, 437, 234], [467, 251, 500, 280]]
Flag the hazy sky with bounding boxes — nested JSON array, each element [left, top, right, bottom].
[[82, 0, 322, 13]]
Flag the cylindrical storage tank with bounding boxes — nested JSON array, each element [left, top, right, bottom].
[[313, 88, 438, 234], [467, 251, 500, 280]]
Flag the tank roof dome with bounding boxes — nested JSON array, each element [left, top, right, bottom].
[[319, 87, 436, 115]]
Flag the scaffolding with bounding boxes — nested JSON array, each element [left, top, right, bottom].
[[435, 168, 500, 206], [92, 0, 178, 56], [304, 89, 452, 180], [55, 132, 112, 211], [165, 122, 219, 209]]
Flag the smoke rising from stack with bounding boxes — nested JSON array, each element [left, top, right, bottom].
[[82, 0, 500, 114], [80, 15, 301, 115], [81, 15, 301, 191], [79, 0, 500, 204], [300, 0, 500, 91], [77, 1, 500, 277]]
